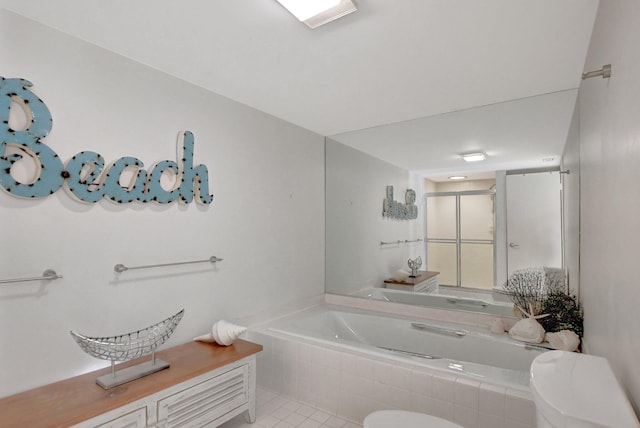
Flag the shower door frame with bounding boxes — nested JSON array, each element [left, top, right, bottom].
[[425, 189, 496, 289]]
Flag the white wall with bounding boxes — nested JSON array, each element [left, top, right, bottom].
[[578, 0, 640, 412], [495, 171, 508, 289], [505, 172, 563, 277], [325, 139, 423, 295], [431, 179, 496, 193], [561, 100, 581, 296], [0, 10, 325, 397]]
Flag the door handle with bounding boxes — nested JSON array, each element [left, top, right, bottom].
[[509, 242, 520, 249]]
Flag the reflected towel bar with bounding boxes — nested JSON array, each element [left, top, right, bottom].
[[380, 238, 423, 246], [445, 298, 489, 308], [0, 269, 63, 284], [114, 256, 223, 273]]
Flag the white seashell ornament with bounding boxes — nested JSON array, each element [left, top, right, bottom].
[[508, 303, 549, 344], [545, 330, 580, 352], [509, 318, 546, 343], [193, 320, 247, 346]]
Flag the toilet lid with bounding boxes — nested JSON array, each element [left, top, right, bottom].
[[364, 410, 462, 428]]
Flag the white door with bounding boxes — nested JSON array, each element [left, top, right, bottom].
[[506, 171, 562, 277]]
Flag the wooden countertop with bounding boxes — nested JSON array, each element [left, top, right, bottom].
[[384, 270, 439, 286], [0, 339, 262, 428]]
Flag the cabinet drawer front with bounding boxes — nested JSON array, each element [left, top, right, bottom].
[[157, 365, 248, 427], [94, 407, 147, 428]]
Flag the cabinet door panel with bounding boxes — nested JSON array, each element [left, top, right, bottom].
[[157, 365, 248, 427], [94, 407, 146, 428]]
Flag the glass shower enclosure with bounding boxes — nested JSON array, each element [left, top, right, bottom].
[[426, 190, 495, 289]]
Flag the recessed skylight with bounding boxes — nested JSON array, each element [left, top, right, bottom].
[[275, 0, 357, 28], [448, 176, 467, 180], [461, 152, 486, 162]]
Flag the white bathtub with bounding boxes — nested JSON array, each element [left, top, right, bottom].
[[353, 287, 515, 317], [265, 304, 545, 389]]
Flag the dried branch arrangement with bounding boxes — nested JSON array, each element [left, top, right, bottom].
[[504, 267, 566, 317]]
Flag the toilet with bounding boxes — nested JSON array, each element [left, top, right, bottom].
[[363, 410, 462, 428], [531, 350, 640, 427]]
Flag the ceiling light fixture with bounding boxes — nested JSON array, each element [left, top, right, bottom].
[[461, 152, 486, 162], [448, 176, 467, 180], [275, 0, 357, 28]]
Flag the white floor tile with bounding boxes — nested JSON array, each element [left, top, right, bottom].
[[281, 400, 302, 413], [283, 412, 307, 426], [323, 415, 348, 428], [219, 389, 363, 428], [272, 405, 296, 420], [255, 415, 281, 428], [298, 419, 323, 428], [295, 404, 317, 418], [309, 410, 332, 423]]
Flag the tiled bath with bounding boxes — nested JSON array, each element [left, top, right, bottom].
[[245, 330, 536, 428]]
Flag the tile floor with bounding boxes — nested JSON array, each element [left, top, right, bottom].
[[220, 387, 363, 428]]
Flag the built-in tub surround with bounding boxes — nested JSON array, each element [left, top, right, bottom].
[[247, 303, 537, 427]]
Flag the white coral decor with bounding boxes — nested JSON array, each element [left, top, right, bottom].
[[194, 320, 247, 346]]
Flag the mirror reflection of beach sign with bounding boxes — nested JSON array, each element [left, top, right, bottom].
[[383, 185, 418, 219], [0, 76, 213, 204]]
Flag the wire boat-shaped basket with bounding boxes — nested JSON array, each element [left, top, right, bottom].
[[70, 309, 184, 389]]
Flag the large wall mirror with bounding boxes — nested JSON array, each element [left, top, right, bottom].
[[325, 90, 580, 316]]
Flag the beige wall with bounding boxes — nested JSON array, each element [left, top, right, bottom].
[[426, 178, 496, 193], [578, 0, 640, 412]]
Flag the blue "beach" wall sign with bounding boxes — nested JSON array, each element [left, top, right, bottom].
[[0, 76, 213, 204]]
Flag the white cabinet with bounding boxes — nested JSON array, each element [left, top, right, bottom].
[[156, 364, 249, 427], [1, 340, 263, 428], [94, 408, 147, 428], [75, 357, 256, 428], [384, 271, 439, 292]]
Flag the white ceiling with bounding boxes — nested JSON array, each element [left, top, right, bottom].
[[0, 0, 599, 176], [332, 89, 579, 180]]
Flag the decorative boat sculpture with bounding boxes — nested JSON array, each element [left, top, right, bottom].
[[70, 309, 184, 389]]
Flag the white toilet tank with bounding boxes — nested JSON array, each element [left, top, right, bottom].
[[530, 350, 639, 427]]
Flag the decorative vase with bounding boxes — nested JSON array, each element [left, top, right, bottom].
[[407, 256, 422, 277]]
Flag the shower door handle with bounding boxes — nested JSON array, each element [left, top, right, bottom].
[[509, 242, 520, 249]]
